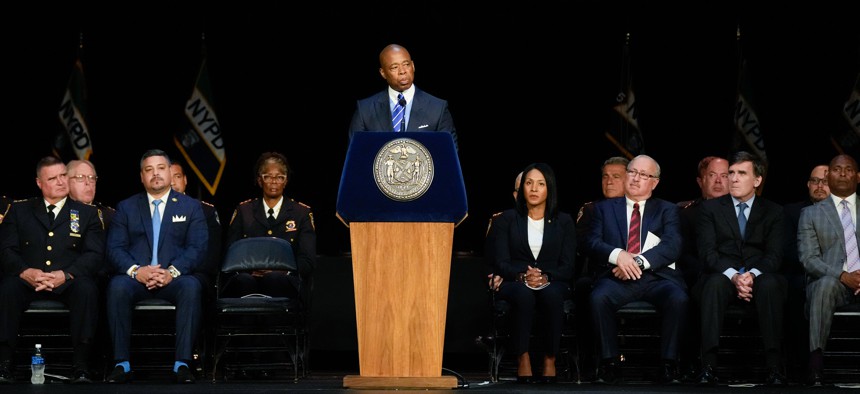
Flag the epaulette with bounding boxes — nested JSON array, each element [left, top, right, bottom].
[[200, 200, 215, 208], [12, 198, 29, 203], [229, 209, 239, 226], [486, 211, 503, 237], [297, 201, 312, 210], [238, 198, 255, 206], [677, 199, 697, 209], [576, 201, 594, 224], [96, 202, 116, 212]]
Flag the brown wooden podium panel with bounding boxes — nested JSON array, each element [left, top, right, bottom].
[[345, 222, 456, 389]]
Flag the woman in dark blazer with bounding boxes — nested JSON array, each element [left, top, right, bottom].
[[494, 162, 576, 383]]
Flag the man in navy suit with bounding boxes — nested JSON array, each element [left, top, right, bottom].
[[695, 151, 787, 386], [348, 44, 458, 150], [586, 154, 688, 385], [105, 149, 208, 384]]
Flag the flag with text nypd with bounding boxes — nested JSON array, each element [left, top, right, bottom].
[[174, 58, 226, 196], [55, 57, 93, 160]]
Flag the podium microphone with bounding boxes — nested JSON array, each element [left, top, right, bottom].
[[398, 96, 407, 132]]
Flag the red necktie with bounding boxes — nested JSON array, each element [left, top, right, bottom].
[[627, 202, 641, 254]]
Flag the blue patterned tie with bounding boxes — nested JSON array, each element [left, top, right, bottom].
[[841, 200, 860, 272], [151, 199, 162, 266], [392, 93, 405, 132], [737, 202, 747, 238]]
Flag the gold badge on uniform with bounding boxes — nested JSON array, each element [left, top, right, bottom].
[[285, 220, 297, 232]]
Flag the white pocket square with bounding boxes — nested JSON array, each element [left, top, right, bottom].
[[418, 124, 429, 129], [172, 215, 187, 222]]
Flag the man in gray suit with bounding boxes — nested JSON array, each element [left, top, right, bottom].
[[798, 154, 860, 387], [348, 44, 458, 150]]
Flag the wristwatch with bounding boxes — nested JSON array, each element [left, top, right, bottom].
[[64, 272, 72, 281], [633, 256, 645, 269]]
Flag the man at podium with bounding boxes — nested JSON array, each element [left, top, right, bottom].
[[348, 44, 458, 151]]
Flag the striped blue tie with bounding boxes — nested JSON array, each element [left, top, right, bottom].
[[151, 199, 162, 265], [392, 93, 405, 132]]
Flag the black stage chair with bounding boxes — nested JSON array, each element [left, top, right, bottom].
[[210, 237, 309, 382]]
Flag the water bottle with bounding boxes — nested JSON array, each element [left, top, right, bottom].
[[31, 343, 45, 384]]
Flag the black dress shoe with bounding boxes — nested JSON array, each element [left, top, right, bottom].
[[515, 375, 533, 384], [175, 365, 195, 384], [657, 362, 680, 384], [0, 363, 14, 384], [106, 365, 132, 384], [70, 369, 93, 384], [696, 364, 718, 386], [595, 361, 622, 384], [806, 369, 826, 387], [540, 376, 558, 384], [766, 367, 786, 387]]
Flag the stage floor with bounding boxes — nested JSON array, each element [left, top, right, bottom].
[[1, 370, 856, 393]]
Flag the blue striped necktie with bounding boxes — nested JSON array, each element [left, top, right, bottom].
[[392, 93, 405, 132]]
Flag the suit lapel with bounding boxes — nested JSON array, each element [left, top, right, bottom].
[[719, 196, 743, 240], [34, 199, 52, 229], [612, 198, 628, 245], [375, 93, 393, 132]]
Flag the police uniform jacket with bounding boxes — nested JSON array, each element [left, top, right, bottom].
[[226, 198, 316, 276], [0, 197, 105, 291]]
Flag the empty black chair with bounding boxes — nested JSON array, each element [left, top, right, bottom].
[[210, 237, 309, 382]]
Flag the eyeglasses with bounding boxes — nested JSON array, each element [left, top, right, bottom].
[[626, 169, 659, 180], [808, 177, 827, 186], [261, 174, 287, 184], [70, 174, 98, 184]]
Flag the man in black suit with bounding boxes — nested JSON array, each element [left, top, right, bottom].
[[586, 155, 688, 385], [695, 151, 787, 386], [0, 156, 105, 384], [348, 44, 458, 150]]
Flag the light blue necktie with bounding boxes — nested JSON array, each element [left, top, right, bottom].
[[840, 200, 860, 272], [737, 202, 747, 238], [392, 93, 405, 132], [151, 199, 162, 266]]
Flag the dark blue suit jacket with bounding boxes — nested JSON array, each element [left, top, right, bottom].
[[107, 189, 208, 275], [348, 88, 458, 149], [493, 209, 576, 283], [586, 196, 684, 287]]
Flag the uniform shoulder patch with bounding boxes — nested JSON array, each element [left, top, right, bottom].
[[201, 200, 215, 208], [297, 201, 312, 210]]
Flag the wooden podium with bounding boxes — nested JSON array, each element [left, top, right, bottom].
[[336, 132, 467, 389]]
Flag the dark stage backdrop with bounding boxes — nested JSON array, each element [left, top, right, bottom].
[[3, 4, 860, 256]]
